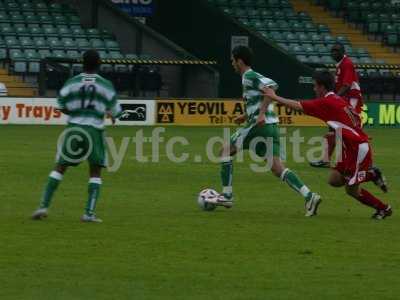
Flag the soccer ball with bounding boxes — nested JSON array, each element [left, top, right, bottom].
[[197, 188, 219, 211]]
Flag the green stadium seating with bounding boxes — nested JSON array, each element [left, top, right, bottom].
[[76, 38, 91, 51], [35, 2, 49, 12], [0, 12, 8, 23], [25, 49, 41, 73], [109, 52, 124, 59], [38, 49, 52, 59], [5, 36, 20, 48], [86, 28, 101, 38], [61, 38, 75, 49], [57, 26, 73, 38], [0, 48, 6, 60], [43, 25, 58, 37], [52, 50, 66, 59], [33, 37, 48, 49], [125, 53, 138, 59], [25, 14, 40, 24], [20, 37, 34, 48], [71, 27, 86, 38], [10, 49, 27, 73], [48, 37, 63, 50], [91, 39, 106, 50], [53, 15, 68, 25], [11, 14, 25, 24], [105, 40, 120, 51], [38, 14, 53, 24], [98, 50, 109, 59], [49, 3, 63, 13], [5, 2, 20, 12], [66, 50, 80, 59], [20, 2, 35, 12]]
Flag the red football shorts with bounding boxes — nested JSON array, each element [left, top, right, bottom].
[[334, 142, 372, 185]]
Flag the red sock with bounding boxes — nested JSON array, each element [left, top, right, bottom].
[[324, 133, 336, 159], [357, 189, 387, 210]]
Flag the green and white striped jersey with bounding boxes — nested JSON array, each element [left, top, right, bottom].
[[57, 73, 122, 129], [242, 69, 279, 127]]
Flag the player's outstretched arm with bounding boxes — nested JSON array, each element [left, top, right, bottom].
[[264, 88, 304, 112]]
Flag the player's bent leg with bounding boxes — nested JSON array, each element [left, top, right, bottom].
[[271, 157, 321, 217], [345, 184, 392, 220], [32, 164, 68, 220], [369, 166, 388, 193], [81, 165, 103, 223]]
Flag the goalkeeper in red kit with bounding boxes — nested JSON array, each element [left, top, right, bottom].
[[264, 71, 391, 220], [310, 43, 363, 168]]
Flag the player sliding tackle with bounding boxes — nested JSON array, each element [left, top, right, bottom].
[[31, 50, 123, 223], [264, 70, 391, 220], [209, 46, 321, 217]]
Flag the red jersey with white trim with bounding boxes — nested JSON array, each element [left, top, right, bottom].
[[300, 92, 368, 145], [335, 55, 363, 112]]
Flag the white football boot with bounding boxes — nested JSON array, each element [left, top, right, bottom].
[[80, 214, 103, 223], [31, 208, 48, 220], [305, 193, 322, 217]]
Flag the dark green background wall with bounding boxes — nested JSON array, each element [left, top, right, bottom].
[[148, 0, 315, 99]]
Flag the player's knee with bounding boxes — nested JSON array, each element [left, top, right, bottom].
[[219, 144, 235, 159], [270, 158, 284, 178], [328, 177, 343, 187], [345, 185, 360, 198]]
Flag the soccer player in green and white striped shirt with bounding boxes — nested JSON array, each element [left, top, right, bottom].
[[32, 50, 122, 223], [214, 46, 321, 217]]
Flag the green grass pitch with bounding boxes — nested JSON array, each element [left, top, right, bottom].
[[0, 125, 399, 300]]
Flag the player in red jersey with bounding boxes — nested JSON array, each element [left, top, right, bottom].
[[310, 43, 364, 168], [264, 71, 391, 220]]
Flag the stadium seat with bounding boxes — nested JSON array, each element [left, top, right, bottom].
[[49, 3, 64, 13], [53, 15, 68, 25], [20, 37, 34, 48], [105, 40, 120, 51], [48, 37, 63, 50], [38, 49, 52, 59], [33, 37, 48, 49], [76, 38, 91, 51], [0, 48, 6, 60], [90, 39, 106, 50], [98, 50, 109, 59], [5, 2, 20, 12], [10, 49, 27, 73], [35, 2, 49, 12], [71, 27, 86, 38], [25, 49, 41, 73], [20, 2, 35, 12], [109, 52, 124, 59], [5, 37, 20, 49], [66, 50, 80, 59], [61, 38, 76, 49], [125, 53, 138, 60], [68, 15, 81, 25], [52, 50, 66, 59], [28, 26, 44, 37], [0, 12, 9, 23], [43, 25, 58, 37], [39, 14, 53, 24], [25, 14, 40, 24], [57, 26, 73, 38], [86, 28, 101, 38]]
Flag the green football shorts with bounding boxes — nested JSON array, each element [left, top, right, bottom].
[[56, 124, 107, 167], [230, 123, 281, 158]]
